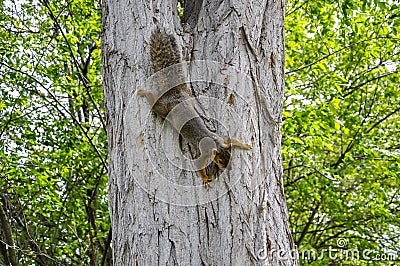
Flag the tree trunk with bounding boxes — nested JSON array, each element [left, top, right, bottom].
[[102, 0, 298, 265]]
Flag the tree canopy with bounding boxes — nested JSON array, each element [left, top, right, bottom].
[[284, 0, 399, 264], [0, 0, 109, 265], [0, 0, 398, 265]]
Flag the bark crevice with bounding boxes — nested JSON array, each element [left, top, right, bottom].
[[181, 0, 204, 28]]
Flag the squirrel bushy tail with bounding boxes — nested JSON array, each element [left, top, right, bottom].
[[150, 28, 182, 72]]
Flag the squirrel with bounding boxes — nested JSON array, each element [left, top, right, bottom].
[[138, 27, 251, 185]]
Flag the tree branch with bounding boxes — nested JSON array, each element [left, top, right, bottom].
[[286, 37, 399, 74], [295, 195, 325, 246], [0, 201, 19, 266], [343, 69, 400, 98]]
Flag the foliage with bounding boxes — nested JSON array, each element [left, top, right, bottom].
[[0, 0, 110, 265], [284, 0, 400, 264]]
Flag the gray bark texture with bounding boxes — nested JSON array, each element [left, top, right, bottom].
[[102, 0, 298, 265]]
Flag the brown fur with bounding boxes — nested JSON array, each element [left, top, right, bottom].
[[138, 27, 251, 184]]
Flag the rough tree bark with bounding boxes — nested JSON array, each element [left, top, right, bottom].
[[102, 0, 298, 265]]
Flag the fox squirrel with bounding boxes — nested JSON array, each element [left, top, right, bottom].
[[138, 27, 251, 184]]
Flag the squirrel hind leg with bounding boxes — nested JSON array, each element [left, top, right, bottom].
[[137, 89, 157, 106]]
